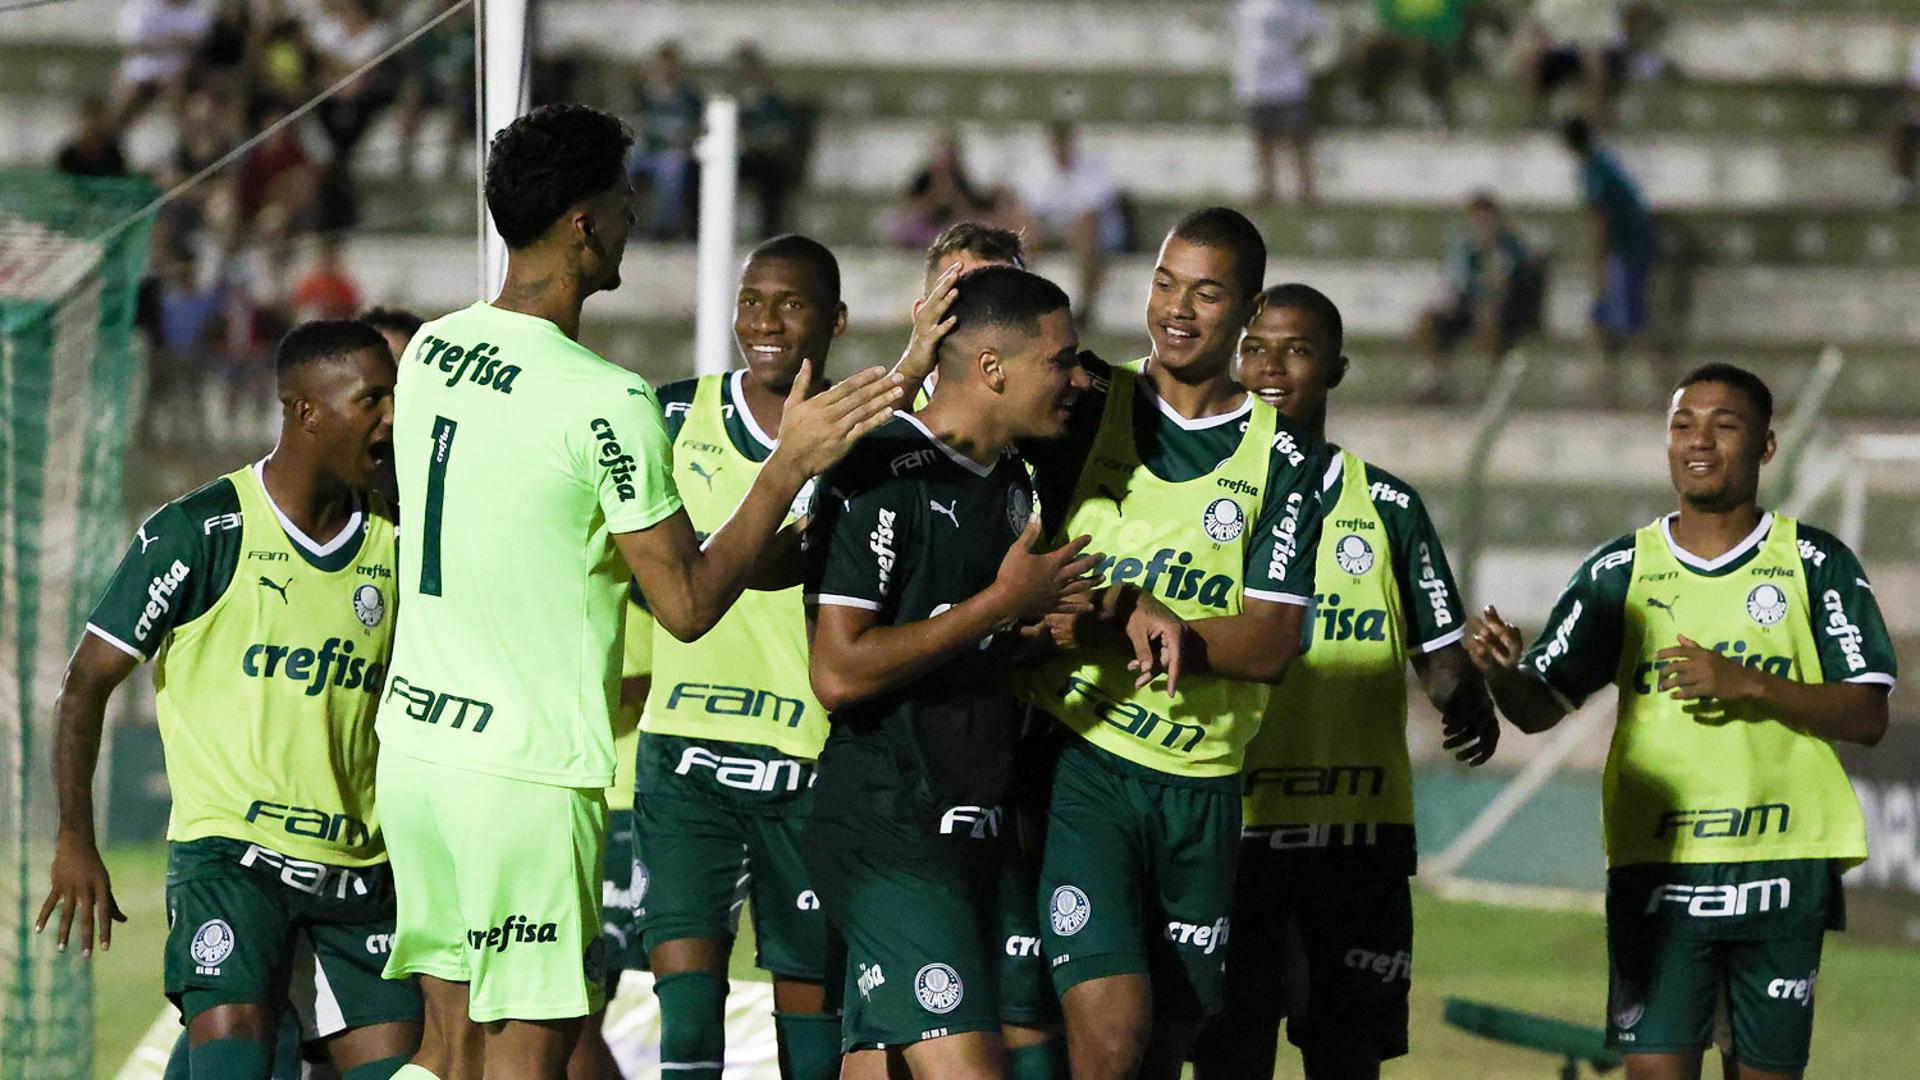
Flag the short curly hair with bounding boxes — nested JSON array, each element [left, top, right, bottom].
[[484, 104, 634, 249]]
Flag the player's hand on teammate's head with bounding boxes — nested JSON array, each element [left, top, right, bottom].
[[1124, 591, 1185, 696], [1465, 605, 1525, 673], [895, 262, 962, 386], [36, 834, 125, 958], [773, 360, 905, 478], [993, 520, 1102, 623]]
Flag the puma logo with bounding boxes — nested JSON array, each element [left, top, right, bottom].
[[259, 576, 290, 603], [1096, 485, 1125, 514], [930, 499, 960, 528], [688, 460, 722, 491], [137, 525, 159, 553], [1646, 595, 1677, 620]]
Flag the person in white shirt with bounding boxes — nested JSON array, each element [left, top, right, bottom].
[[1233, 0, 1334, 205], [114, 0, 213, 128], [1016, 122, 1126, 327]]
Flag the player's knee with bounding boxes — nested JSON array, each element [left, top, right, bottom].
[[1066, 1012, 1149, 1079], [185, 1000, 276, 1044]]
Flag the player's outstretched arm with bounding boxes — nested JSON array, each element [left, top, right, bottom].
[[620, 363, 902, 642], [1414, 644, 1500, 766], [808, 518, 1098, 711], [1464, 606, 1568, 734], [1655, 635, 1890, 746], [36, 634, 137, 956], [1171, 599, 1311, 685]]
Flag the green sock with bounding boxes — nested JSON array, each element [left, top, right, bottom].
[[343, 1056, 414, 1080], [163, 1029, 191, 1080], [774, 1012, 842, 1080], [655, 971, 727, 1079], [189, 1038, 273, 1080], [1007, 1038, 1065, 1080]]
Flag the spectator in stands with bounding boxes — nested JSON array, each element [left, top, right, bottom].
[[394, 0, 475, 180], [229, 105, 320, 265], [195, 0, 257, 99], [1416, 192, 1535, 402], [1233, 0, 1333, 205], [1520, 0, 1623, 128], [56, 97, 129, 180], [1016, 121, 1126, 326], [1563, 116, 1655, 368], [1358, 0, 1467, 127], [291, 236, 362, 322], [311, 0, 399, 165], [1892, 37, 1920, 207], [113, 0, 213, 129], [887, 133, 1005, 249], [628, 42, 705, 239], [255, 12, 318, 113], [734, 45, 809, 238]]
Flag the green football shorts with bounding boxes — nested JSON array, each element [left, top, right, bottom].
[[1036, 736, 1240, 1018], [1605, 859, 1839, 1072], [596, 807, 649, 994], [162, 836, 422, 1035], [376, 747, 608, 1023]]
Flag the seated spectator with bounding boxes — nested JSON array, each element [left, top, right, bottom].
[[112, 0, 213, 129], [310, 0, 399, 165], [56, 97, 129, 179], [1563, 116, 1655, 370], [734, 44, 808, 238], [886, 133, 1004, 249], [1416, 192, 1534, 402], [1359, 0, 1467, 127], [1234, 0, 1334, 205], [628, 42, 704, 240], [291, 236, 362, 322], [1521, 0, 1624, 128], [1015, 121, 1126, 326], [394, 0, 475, 180]]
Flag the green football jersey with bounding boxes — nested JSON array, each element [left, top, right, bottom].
[[86, 463, 397, 865], [1520, 513, 1896, 868], [804, 413, 1035, 854], [377, 302, 682, 788]]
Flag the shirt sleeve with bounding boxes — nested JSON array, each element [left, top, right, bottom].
[[1377, 473, 1467, 653], [1518, 539, 1634, 709], [84, 501, 226, 662], [804, 461, 911, 613], [1799, 527, 1898, 689], [573, 379, 683, 534], [1243, 425, 1324, 606]]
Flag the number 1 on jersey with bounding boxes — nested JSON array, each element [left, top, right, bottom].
[[421, 416, 456, 596]]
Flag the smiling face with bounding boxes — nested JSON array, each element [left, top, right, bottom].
[[994, 308, 1089, 440], [1666, 379, 1774, 512], [1236, 300, 1345, 427], [1146, 235, 1254, 380], [733, 254, 845, 395]]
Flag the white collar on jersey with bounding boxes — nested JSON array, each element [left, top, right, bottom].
[[1321, 450, 1345, 494], [1133, 360, 1252, 431], [729, 369, 780, 451], [253, 459, 364, 557], [897, 412, 994, 477], [1658, 510, 1774, 572]]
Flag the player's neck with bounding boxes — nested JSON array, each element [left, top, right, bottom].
[[260, 449, 356, 544], [1669, 502, 1764, 562], [738, 368, 821, 443], [916, 392, 1008, 468], [492, 260, 588, 341], [1141, 352, 1245, 420]]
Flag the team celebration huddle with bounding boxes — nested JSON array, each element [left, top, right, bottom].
[[38, 102, 1896, 1080]]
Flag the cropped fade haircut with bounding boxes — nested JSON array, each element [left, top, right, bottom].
[[1677, 363, 1773, 427], [275, 319, 390, 383], [939, 266, 1071, 366], [747, 233, 842, 306], [484, 104, 634, 249], [357, 306, 424, 339], [1257, 283, 1344, 356], [1168, 206, 1267, 301], [924, 221, 1026, 278]]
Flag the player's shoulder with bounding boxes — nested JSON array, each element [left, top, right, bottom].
[[162, 472, 244, 533], [1789, 519, 1864, 577], [1571, 531, 1639, 589], [828, 416, 939, 495], [655, 375, 704, 410], [1351, 458, 1428, 515]]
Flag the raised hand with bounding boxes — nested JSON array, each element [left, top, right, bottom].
[[770, 360, 904, 480], [893, 263, 962, 387], [1464, 605, 1526, 675], [993, 518, 1101, 624]]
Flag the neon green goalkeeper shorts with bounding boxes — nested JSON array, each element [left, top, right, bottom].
[[376, 746, 609, 1023]]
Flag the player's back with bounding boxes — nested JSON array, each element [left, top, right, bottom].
[[378, 301, 682, 789]]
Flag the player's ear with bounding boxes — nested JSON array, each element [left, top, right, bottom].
[[1759, 427, 1777, 466], [980, 348, 1005, 393], [1328, 353, 1350, 390], [832, 302, 848, 339]]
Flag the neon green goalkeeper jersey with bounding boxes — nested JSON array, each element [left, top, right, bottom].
[[377, 302, 683, 788]]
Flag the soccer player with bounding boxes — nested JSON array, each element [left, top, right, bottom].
[[1017, 208, 1328, 1080], [895, 222, 1029, 395], [372, 104, 899, 1079], [1465, 364, 1895, 1080], [360, 306, 426, 368], [629, 234, 849, 1080], [806, 265, 1176, 1078], [1191, 284, 1499, 1080], [39, 320, 419, 1079]]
